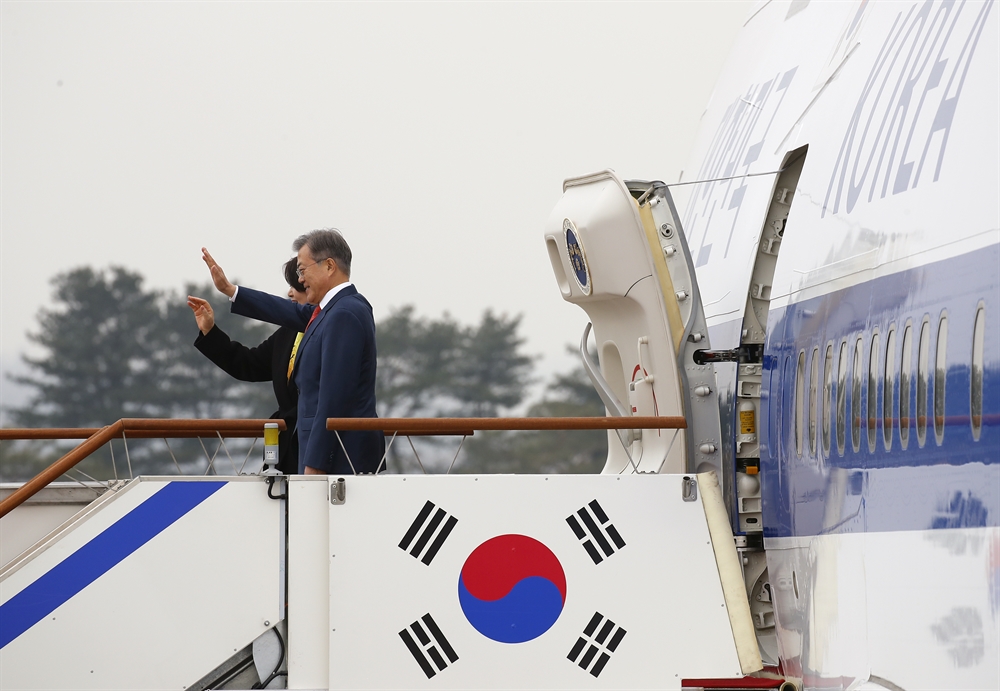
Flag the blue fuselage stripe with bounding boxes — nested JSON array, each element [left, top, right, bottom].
[[759, 244, 999, 538], [0, 481, 225, 649]]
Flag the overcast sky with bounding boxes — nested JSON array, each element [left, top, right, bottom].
[[1, 1, 748, 410]]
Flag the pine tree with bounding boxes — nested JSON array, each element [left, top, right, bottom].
[[450, 310, 534, 418], [459, 349, 607, 474], [4, 266, 275, 480]]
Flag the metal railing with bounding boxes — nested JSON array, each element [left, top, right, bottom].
[[0, 419, 287, 518], [0, 416, 686, 518], [326, 415, 685, 434], [327, 415, 687, 475]]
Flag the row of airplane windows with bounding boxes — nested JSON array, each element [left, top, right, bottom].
[[793, 304, 987, 458]]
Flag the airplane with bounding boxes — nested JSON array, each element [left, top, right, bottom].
[[0, 1, 996, 689], [544, 0, 998, 687]]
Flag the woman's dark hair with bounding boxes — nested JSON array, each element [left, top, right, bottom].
[[283, 258, 306, 293]]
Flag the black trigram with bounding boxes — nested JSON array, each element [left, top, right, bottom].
[[398, 614, 459, 679], [399, 500, 458, 565], [566, 499, 625, 564], [567, 612, 627, 678]]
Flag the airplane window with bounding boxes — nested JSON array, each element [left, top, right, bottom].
[[809, 347, 819, 455], [917, 318, 930, 447], [884, 326, 896, 451], [837, 340, 848, 455], [972, 306, 985, 441], [900, 322, 912, 450], [795, 350, 806, 457], [823, 343, 833, 455], [852, 337, 863, 453], [868, 332, 880, 452], [934, 314, 948, 444]]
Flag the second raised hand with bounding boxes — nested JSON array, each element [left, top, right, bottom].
[[187, 295, 216, 335]]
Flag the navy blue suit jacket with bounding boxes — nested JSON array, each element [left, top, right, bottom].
[[232, 285, 385, 474]]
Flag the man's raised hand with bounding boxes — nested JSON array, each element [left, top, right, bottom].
[[201, 247, 236, 298]]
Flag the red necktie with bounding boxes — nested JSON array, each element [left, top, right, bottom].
[[305, 305, 321, 332]]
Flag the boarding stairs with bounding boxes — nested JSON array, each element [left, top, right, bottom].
[[0, 172, 793, 690], [0, 414, 793, 690]]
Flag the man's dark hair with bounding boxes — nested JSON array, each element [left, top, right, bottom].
[[283, 258, 306, 293], [293, 229, 352, 278]]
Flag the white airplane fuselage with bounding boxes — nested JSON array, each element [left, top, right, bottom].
[[678, 1, 998, 687]]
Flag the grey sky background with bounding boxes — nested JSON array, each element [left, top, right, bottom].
[[1, 1, 748, 412]]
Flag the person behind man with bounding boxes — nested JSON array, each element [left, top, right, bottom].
[[186, 258, 307, 475], [201, 229, 384, 475]]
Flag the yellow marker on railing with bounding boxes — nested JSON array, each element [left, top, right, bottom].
[[263, 422, 280, 470]]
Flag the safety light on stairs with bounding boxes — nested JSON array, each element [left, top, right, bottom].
[[263, 422, 280, 475]]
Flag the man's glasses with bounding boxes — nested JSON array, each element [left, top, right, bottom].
[[295, 258, 330, 279]]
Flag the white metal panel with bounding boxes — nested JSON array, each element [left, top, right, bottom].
[[866, 527, 1000, 691], [327, 474, 742, 690], [287, 476, 331, 689], [0, 503, 78, 566], [1, 478, 159, 590], [0, 484, 111, 570], [0, 477, 281, 691], [544, 170, 688, 474], [700, 471, 762, 674], [767, 0, 1000, 308], [680, 0, 839, 326], [767, 527, 1000, 691], [682, 0, 1000, 316]]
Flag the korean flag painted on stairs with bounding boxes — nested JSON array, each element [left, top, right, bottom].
[[327, 474, 744, 689]]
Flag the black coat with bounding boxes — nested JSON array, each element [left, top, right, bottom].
[[194, 324, 300, 474]]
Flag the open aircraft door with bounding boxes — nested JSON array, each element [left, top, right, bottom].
[[544, 170, 723, 478]]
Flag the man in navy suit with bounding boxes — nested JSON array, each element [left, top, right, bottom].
[[202, 230, 384, 475]]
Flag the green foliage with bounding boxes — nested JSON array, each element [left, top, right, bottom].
[[376, 308, 606, 473], [376, 306, 535, 419], [375, 306, 538, 473], [8, 267, 275, 426], [0, 441, 59, 484], [376, 306, 463, 418], [450, 310, 535, 418], [3, 266, 276, 480], [11, 267, 163, 427], [459, 350, 607, 474], [3, 268, 610, 481]]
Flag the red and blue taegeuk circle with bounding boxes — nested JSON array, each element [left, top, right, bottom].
[[458, 534, 567, 644]]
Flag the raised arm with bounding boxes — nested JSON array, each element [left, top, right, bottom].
[[188, 294, 276, 382], [232, 286, 314, 330], [194, 324, 276, 383], [200, 247, 313, 329]]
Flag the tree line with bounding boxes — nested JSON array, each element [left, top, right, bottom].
[[1, 266, 606, 480]]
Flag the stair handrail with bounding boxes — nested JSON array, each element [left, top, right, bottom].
[[0, 418, 287, 518], [325, 415, 686, 434], [0, 416, 687, 518]]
